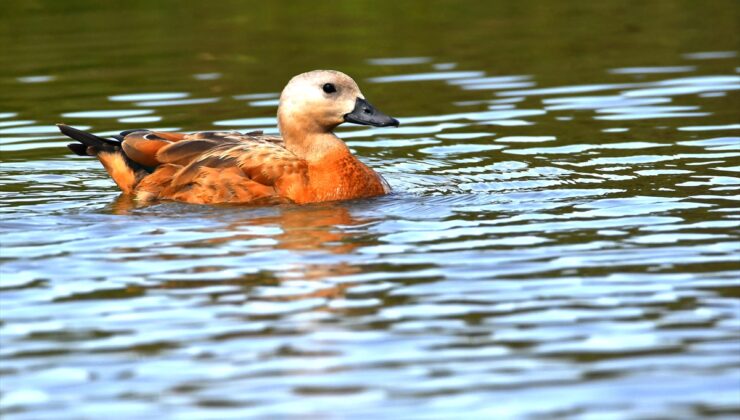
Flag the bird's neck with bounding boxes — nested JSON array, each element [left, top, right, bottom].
[[279, 115, 350, 163]]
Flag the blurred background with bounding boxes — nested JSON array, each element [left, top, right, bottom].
[[1, 1, 739, 418], [2, 1, 738, 137]]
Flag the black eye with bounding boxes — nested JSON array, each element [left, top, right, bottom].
[[322, 83, 336, 94]]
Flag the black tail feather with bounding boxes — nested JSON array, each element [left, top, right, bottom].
[[67, 142, 89, 156], [57, 124, 121, 154], [58, 124, 154, 174]]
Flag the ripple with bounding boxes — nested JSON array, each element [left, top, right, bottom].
[[448, 76, 535, 91], [341, 122, 466, 138], [659, 75, 740, 85], [118, 116, 162, 123], [579, 155, 676, 166], [457, 81, 536, 91], [368, 71, 485, 83], [504, 141, 667, 155], [346, 138, 439, 148], [109, 92, 189, 102], [17, 75, 55, 83], [574, 196, 709, 217], [448, 76, 532, 85], [630, 233, 729, 244], [0, 124, 91, 135], [622, 76, 740, 97], [248, 99, 281, 107], [436, 132, 493, 140], [0, 120, 35, 128], [401, 109, 545, 125], [595, 111, 710, 121], [624, 85, 740, 97], [0, 389, 50, 408], [682, 51, 738, 60], [433, 62, 457, 71], [193, 72, 222, 80], [498, 83, 636, 97], [594, 105, 709, 121], [135, 98, 220, 107], [484, 120, 532, 126], [678, 137, 740, 147], [602, 128, 629, 133], [212, 117, 277, 126], [678, 124, 740, 132], [232, 93, 279, 100], [367, 57, 432, 65], [61, 110, 154, 118], [419, 144, 505, 155], [543, 96, 671, 111], [635, 169, 692, 176], [495, 136, 555, 143], [609, 66, 696, 74]]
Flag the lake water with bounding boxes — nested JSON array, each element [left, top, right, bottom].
[[1, 1, 739, 418]]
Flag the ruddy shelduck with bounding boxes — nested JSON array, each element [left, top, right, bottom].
[[59, 70, 399, 205]]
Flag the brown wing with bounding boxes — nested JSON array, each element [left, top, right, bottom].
[[126, 130, 306, 204], [168, 136, 306, 187], [119, 129, 278, 167]]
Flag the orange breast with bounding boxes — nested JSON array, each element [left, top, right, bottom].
[[300, 155, 386, 203], [128, 136, 388, 205]]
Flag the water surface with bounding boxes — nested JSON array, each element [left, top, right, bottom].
[[1, 1, 739, 418]]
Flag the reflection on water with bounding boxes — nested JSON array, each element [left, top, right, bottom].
[[1, 0, 740, 418]]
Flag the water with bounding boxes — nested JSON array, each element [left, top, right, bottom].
[[1, 1, 740, 418]]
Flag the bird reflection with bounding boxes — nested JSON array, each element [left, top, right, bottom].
[[245, 204, 367, 254], [109, 195, 379, 303]]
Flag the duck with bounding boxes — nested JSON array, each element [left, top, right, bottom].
[[58, 70, 399, 205]]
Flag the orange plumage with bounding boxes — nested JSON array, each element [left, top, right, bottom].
[[59, 70, 398, 205]]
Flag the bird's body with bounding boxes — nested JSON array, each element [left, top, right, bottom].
[[59, 70, 398, 205]]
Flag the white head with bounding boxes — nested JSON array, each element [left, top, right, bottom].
[[277, 70, 398, 135]]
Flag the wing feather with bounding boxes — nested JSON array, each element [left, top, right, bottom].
[[121, 134, 172, 167], [156, 139, 233, 166], [125, 130, 306, 204]]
